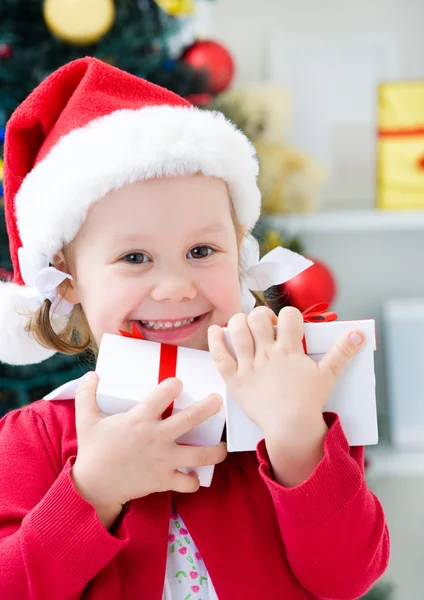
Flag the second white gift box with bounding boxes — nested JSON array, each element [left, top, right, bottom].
[[223, 319, 378, 451]]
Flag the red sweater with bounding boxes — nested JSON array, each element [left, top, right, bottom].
[[0, 399, 389, 600]]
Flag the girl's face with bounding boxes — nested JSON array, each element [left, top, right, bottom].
[[61, 175, 242, 351]]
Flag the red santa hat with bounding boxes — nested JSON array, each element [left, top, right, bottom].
[[0, 57, 261, 365]]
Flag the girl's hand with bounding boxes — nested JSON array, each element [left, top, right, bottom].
[[208, 306, 365, 487], [72, 374, 227, 528]]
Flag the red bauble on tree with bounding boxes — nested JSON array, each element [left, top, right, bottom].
[[185, 93, 214, 106], [280, 257, 337, 312], [182, 40, 235, 94], [0, 43, 13, 59]]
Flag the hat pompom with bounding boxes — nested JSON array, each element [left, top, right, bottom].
[[0, 280, 58, 365]]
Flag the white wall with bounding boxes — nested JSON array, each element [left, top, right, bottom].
[[211, 0, 424, 84]]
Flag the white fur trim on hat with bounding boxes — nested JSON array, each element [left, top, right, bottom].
[[16, 105, 260, 262]]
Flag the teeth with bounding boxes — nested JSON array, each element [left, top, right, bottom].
[[140, 317, 197, 330]]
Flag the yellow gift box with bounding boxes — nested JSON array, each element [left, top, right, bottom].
[[377, 82, 424, 210]]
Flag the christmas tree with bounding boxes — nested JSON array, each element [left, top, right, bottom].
[[0, 0, 210, 125]]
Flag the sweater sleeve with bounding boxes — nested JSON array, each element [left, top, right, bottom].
[[257, 413, 390, 600], [0, 406, 130, 599]]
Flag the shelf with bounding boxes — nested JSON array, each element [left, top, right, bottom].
[[261, 209, 424, 235]]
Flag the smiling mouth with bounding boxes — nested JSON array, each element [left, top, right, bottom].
[[137, 315, 203, 331]]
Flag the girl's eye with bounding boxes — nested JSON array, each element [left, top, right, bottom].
[[187, 246, 214, 259], [122, 252, 150, 264]]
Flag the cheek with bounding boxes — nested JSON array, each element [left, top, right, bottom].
[[76, 270, 145, 341], [200, 262, 242, 315]]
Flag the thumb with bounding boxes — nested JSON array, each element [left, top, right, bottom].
[[75, 371, 101, 432], [318, 330, 365, 381]]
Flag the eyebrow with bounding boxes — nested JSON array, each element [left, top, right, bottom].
[[191, 222, 227, 235], [112, 222, 227, 244]]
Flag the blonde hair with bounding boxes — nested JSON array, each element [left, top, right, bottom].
[[28, 240, 96, 356], [27, 201, 265, 357]]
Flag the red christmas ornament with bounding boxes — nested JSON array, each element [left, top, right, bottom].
[[280, 258, 337, 313], [185, 92, 213, 106], [0, 43, 12, 59], [182, 40, 234, 94]]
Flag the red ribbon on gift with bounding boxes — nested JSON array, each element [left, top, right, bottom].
[[301, 303, 338, 353], [378, 127, 424, 138], [158, 344, 178, 419], [302, 303, 338, 323], [119, 322, 145, 340], [378, 127, 424, 173], [119, 324, 178, 419]]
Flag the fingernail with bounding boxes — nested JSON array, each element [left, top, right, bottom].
[[349, 331, 364, 347], [85, 371, 96, 381], [208, 325, 217, 335]]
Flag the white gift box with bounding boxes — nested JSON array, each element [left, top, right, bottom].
[[95, 334, 227, 487], [224, 319, 378, 451]]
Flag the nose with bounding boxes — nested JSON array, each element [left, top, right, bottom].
[[150, 271, 197, 303]]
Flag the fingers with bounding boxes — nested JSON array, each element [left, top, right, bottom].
[[175, 442, 228, 469], [275, 306, 305, 353], [319, 330, 365, 380], [247, 306, 277, 353], [227, 313, 255, 368], [164, 392, 223, 439], [75, 372, 101, 431], [208, 325, 237, 379], [171, 470, 200, 494], [130, 378, 183, 420]]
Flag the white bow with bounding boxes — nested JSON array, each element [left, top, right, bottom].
[[18, 248, 74, 316], [240, 236, 313, 313]]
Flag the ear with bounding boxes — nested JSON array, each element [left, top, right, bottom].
[[54, 250, 80, 305]]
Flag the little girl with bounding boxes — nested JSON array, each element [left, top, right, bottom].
[[0, 58, 388, 599]]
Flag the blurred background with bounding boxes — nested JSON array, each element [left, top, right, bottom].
[[2, 1, 424, 597]]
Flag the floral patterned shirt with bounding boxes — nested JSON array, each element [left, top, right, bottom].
[[163, 506, 218, 600]]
